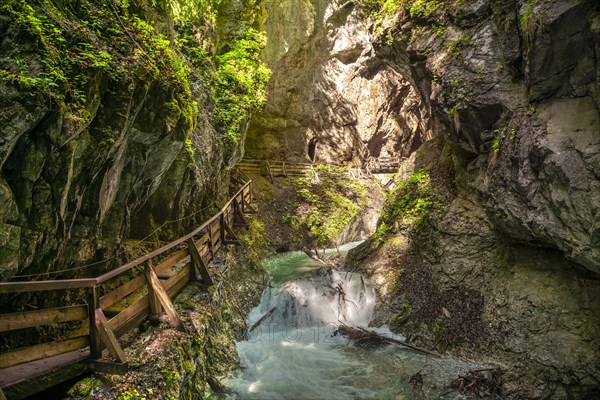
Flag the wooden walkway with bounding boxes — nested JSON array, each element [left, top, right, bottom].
[[0, 169, 255, 400], [238, 157, 402, 180]]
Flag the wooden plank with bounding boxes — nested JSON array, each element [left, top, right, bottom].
[[0, 349, 90, 399], [0, 336, 89, 369], [154, 249, 188, 276], [207, 228, 215, 258], [196, 231, 210, 247], [0, 278, 96, 294], [144, 261, 161, 315], [102, 288, 147, 318], [164, 264, 194, 297], [211, 230, 220, 246], [144, 266, 185, 332], [265, 161, 274, 182], [99, 275, 145, 310], [223, 220, 240, 244], [0, 305, 87, 332], [94, 309, 127, 363], [210, 221, 221, 237], [93, 181, 251, 285], [187, 238, 214, 286], [242, 198, 257, 214], [90, 360, 128, 375], [0, 349, 89, 389], [107, 295, 149, 335]]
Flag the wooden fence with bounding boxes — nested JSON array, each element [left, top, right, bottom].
[[0, 169, 254, 399], [238, 157, 402, 180]]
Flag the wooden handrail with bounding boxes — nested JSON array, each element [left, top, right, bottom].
[[0, 180, 252, 293], [238, 158, 403, 177], [95, 181, 250, 284], [0, 278, 97, 294], [0, 168, 254, 390]]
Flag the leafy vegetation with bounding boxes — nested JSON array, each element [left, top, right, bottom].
[[212, 28, 271, 150], [357, 0, 442, 22], [0, 0, 269, 152], [283, 165, 369, 248], [0, 0, 197, 136]]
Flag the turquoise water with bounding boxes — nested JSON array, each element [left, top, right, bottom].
[[218, 244, 484, 399]]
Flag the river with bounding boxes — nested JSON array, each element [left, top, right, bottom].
[[217, 243, 484, 399]]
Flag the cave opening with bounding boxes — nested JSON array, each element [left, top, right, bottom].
[[308, 138, 318, 163]]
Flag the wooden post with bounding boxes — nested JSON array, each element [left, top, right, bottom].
[[220, 214, 226, 245], [233, 198, 248, 227], [207, 225, 215, 258], [282, 162, 287, 177], [144, 265, 185, 332], [95, 308, 127, 363], [266, 160, 274, 183], [87, 286, 102, 359], [223, 219, 240, 245], [187, 238, 214, 286], [144, 260, 162, 315], [242, 197, 257, 214]]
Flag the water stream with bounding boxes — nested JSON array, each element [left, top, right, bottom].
[[219, 243, 483, 399]]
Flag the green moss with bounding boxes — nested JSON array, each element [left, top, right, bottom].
[[284, 165, 369, 248], [243, 216, 269, 257], [212, 28, 271, 153], [67, 377, 102, 397], [407, 0, 442, 18], [118, 387, 154, 400], [162, 368, 180, 386], [1, 0, 200, 140], [491, 127, 506, 154], [447, 34, 470, 60], [358, 0, 442, 22], [374, 169, 437, 246]]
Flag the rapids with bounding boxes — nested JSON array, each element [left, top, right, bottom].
[[218, 244, 485, 399]]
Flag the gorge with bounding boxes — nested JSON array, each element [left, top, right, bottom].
[[1, 0, 599, 399]]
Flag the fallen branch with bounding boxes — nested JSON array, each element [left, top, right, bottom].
[[302, 246, 335, 266], [248, 307, 277, 333], [337, 323, 439, 357]]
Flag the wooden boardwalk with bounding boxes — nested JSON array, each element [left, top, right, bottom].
[[238, 157, 402, 180], [0, 169, 255, 400]]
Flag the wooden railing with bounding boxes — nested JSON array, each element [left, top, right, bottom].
[[0, 169, 254, 396], [239, 157, 402, 179], [238, 159, 314, 178]]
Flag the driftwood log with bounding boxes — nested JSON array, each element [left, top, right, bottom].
[[337, 324, 439, 357], [302, 246, 335, 266], [248, 307, 277, 333]]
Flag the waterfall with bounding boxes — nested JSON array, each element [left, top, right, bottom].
[[219, 247, 486, 400], [247, 268, 375, 335]]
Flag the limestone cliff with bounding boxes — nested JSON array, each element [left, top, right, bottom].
[[250, 0, 599, 397], [245, 0, 433, 163], [0, 0, 268, 279]]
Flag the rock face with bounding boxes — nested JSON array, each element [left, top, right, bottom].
[[250, 0, 600, 397], [245, 0, 433, 163], [0, 0, 264, 279]]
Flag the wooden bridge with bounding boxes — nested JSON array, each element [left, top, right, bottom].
[[0, 169, 255, 400], [238, 157, 402, 180]]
